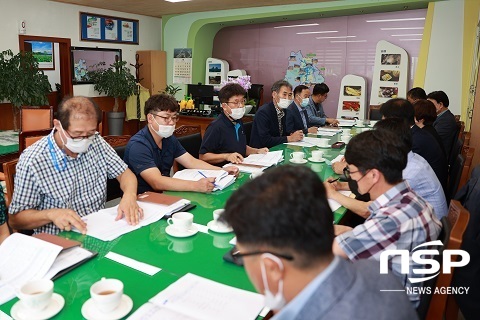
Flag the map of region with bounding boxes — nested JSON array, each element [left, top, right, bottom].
[[285, 51, 325, 87]]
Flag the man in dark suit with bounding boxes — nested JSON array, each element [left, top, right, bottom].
[[286, 85, 318, 134], [428, 91, 458, 163], [380, 98, 448, 193], [250, 80, 303, 148], [221, 165, 416, 320]]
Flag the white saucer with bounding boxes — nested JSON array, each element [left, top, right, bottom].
[[207, 220, 233, 233], [289, 159, 308, 164], [340, 140, 349, 144], [81, 294, 133, 320], [165, 225, 199, 238], [308, 157, 325, 163], [11, 293, 65, 320], [317, 145, 330, 149]]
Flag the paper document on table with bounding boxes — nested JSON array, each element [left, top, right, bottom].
[[172, 169, 236, 191], [105, 252, 161, 276], [75, 199, 190, 241], [0, 233, 62, 304], [328, 191, 353, 212], [241, 150, 283, 167], [128, 273, 265, 320], [223, 163, 266, 174], [43, 247, 95, 280], [285, 137, 330, 147], [316, 129, 338, 136], [331, 155, 344, 164]]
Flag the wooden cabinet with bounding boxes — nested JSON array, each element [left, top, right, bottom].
[[137, 50, 166, 96]]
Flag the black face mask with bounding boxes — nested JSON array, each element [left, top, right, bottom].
[[347, 177, 371, 202]]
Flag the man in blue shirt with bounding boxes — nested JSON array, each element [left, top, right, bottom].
[[305, 83, 339, 127], [221, 165, 416, 319], [124, 94, 238, 194], [199, 83, 268, 166], [285, 85, 318, 135]]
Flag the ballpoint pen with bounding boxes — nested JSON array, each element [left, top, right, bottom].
[[197, 171, 220, 189], [328, 177, 340, 183]]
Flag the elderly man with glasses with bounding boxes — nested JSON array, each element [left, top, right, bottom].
[[9, 96, 142, 235], [199, 83, 268, 166], [124, 94, 238, 194]]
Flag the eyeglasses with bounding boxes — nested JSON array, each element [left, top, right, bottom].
[[151, 113, 179, 123], [231, 250, 294, 264], [66, 130, 96, 142], [343, 166, 361, 180], [225, 99, 247, 107]]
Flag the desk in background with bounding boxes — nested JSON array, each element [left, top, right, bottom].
[[0, 131, 19, 173]]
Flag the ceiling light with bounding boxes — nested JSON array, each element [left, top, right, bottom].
[[316, 35, 356, 39], [330, 40, 367, 43], [366, 18, 425, 23], [391, 34, 423, 37], [274, 23, 319, 29], [296, 31, 338, 35], [398, 39, 423, 41], [381, 27, 424, 30], [165, 0, 191, 2]]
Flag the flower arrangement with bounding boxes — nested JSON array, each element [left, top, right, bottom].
[[220, 75, 256, 106]]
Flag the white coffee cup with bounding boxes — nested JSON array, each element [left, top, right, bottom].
[[250, 171, 264, 179], [167, 212, 194, 233], [341, 135, 351, 143], [168, 238, 194, 253], [18, 279, 54, 312], [317, 138, 330, 147], [90, 278, 123, 313], [311, 150, 323, 161], [213, 209, 230, 231], [290, 151, 305, 162]]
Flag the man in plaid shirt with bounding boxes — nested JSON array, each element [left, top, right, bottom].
[[333, 129, 442, 306], [9, 97, 142, 235]]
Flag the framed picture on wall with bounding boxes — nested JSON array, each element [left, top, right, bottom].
[[79, 12, 139, 44], [23, 41, 54, 70]]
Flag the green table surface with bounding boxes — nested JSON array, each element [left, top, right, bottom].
[[0, 128, 360, 319], [0, 131, 19, 156]]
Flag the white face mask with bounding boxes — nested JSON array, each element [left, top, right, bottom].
[[277, 98, 291, 109], [151, 116, 175, 138], [228, 105, 245, 120], [58, 123, 93, 154], [260, 253, 286, 311], [300, 98, 309, 108]]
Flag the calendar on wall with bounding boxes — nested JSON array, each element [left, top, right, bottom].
[[173, 48, 192, 84]]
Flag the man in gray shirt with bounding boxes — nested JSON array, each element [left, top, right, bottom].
[[305, 83, 339, 126]]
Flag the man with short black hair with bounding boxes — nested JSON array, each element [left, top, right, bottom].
[[406, 87, 427, 104], [304, 83, 338, 126], [250, 80, 303, 148], [199, 83, 268, 166], [222, 165, 416, 319], [9, 96, 142, 235], [333, 130, 442, 306], [124, 94, 238, 194], [285, 85, 318, 134]]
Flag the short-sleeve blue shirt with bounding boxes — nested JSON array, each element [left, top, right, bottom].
[[124, 126, 186, 194], [199, 113, 247, 165]]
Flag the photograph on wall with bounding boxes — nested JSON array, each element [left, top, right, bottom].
[[86, 15, 101, 39], [121, 21, 134, 42], [380, 70, 400, 82], [209, 76, 221, 84], [343, 86, 362, 96], [104, 19, 118, 40], [378, 86, 399, 98], [342, 101, 360, 112], [208, 63, 222, 73], [174, 48, 192, 58], [24, 41, 54, 70], [381, 54, 401, 65]]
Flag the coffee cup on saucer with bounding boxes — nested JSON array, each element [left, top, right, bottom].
[[212, 209, 230, 231], [17, 279, 54, 312], [317, 138, 330, 148], [167, 212, 194, 233], [290, 151, 305, 162], [90, 278, 123, 313], [341, 135, 351, 143], [311, 150, 324, 162]]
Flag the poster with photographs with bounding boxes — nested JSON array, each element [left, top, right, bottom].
[[342, 101, 361, 112], [343, 86, 362, 96], [173, 48, 192, 84], [378, 87, 398, 98], [381, 54, 401, 65], [80, 12, 139, 44], [380, 70, 400, 82], [337, 75, 366, 120]]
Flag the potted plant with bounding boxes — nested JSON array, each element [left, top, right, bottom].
[[162, 84, 181, 97], [88, 60, 136, 135], [220, 75, 255, 114], [0, 49, 52, 131]]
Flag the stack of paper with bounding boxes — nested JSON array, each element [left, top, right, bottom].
[[328, 191, 353, 212], [317, 128, 340, 136], [337, 119, 356, 127], [172, 169, 236, 191], [285, 137, 330, 147], [75, 199, 191, 241], [0, 233, 95, 304], [128, 273, 265, 320], [331, 155, 345, 164], [227, 151, 284, 173]]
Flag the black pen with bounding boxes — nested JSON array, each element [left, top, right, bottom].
[[328, 178, 340, 183]]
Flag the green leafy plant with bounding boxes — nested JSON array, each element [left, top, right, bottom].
[[162, 84, 181, 96], [0, 49, 52, 131], [87, 60, 136, 112]]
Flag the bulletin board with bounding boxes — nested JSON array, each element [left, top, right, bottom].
[[80, 12, 139, 44]]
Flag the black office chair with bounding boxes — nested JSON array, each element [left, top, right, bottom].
[[106, 144, 127, 201], [177, 132, 202, 171], [243, 122, 253, 145], [448, 153, 465, 202], [247, 84, 264, 113], [368, 105, 382, 120]]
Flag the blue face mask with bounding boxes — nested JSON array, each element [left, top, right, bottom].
[[300, 98, 309, 108]]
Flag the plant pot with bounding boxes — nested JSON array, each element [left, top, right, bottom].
[[244, 105, 253, 114], [107, 111, 125, 135]]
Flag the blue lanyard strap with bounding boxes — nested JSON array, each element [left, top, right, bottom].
[[234, 122, 241, 142], [48, 135, 67, 172]]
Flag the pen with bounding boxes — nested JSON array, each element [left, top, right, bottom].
[[198, 171, 220, 189], [328, 178, 340, 183]]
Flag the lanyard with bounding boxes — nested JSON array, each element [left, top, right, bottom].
[[48, 135, 67, 172]]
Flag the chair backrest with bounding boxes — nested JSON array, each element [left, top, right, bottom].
[[458, 121, 465, 139], [2, 159, 18, 207], [104, 135, 131, 202], [462, 131, 471, 149], [103, 135, 131, 148], [458, 146, 475, 193], [243, 121, 253, 145], [173, 127, 202, 172], [425, 200, 469, 320], [368, 105, 382, 120], [247, 84, 264, 113], [173, 125, 201, 138], [19, 129, 51, 153], [448, 153, 465, 201], [20, 106, 53, 132]]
